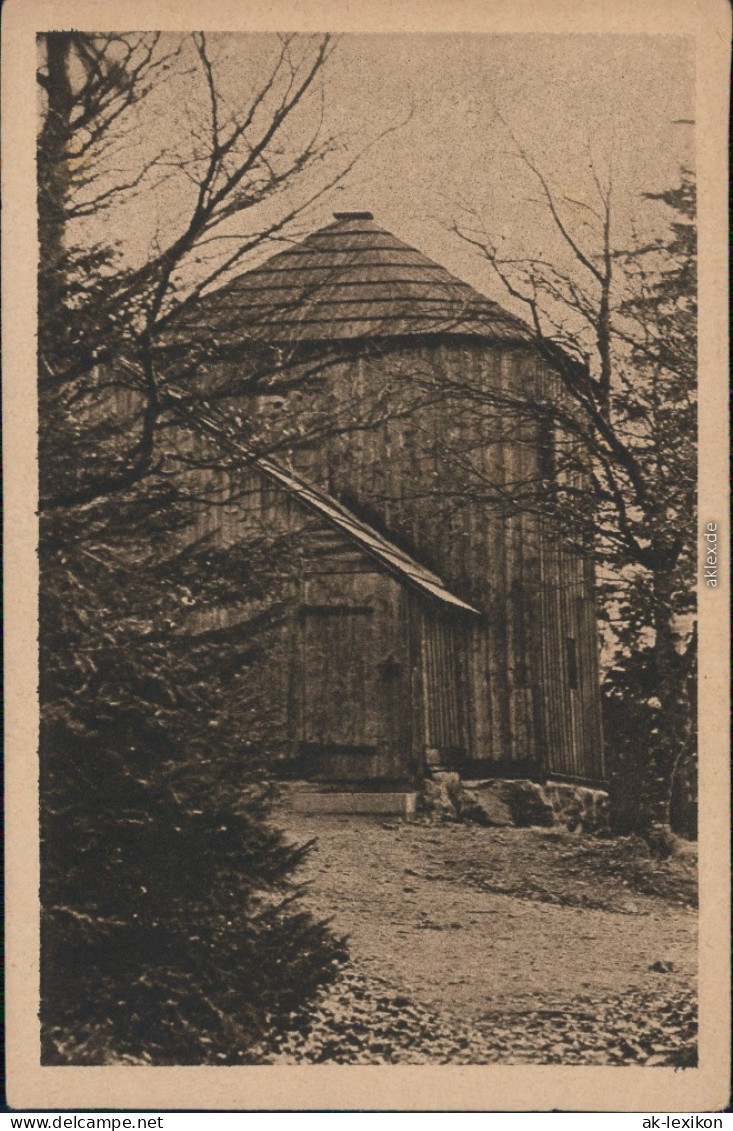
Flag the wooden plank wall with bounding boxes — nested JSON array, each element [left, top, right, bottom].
[[415, 605, 470, 757], [283, 338, 604, 781], [105, 340, 605, 783]]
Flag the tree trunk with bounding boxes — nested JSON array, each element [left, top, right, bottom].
[[38, 35, 74, 278], [650, 570, 695, 827]]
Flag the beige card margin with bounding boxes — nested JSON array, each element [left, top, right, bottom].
[[3, 0, 730, 1112]]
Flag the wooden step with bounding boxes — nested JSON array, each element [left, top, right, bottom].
[[290, 789, 417, 816]]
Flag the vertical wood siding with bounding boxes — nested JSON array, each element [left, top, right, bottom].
[[416, 607, 470, 755], [275, 338, 604, 781], [106, 333, 605, 783]]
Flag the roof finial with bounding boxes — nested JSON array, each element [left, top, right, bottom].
[[333, 210, 374, 220]]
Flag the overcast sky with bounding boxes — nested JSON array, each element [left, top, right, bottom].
[[86, 32, 695, 308], [315, 34, 694, 278]]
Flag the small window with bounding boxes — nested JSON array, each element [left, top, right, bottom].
[[565, 637, 578, 691], [539, 421, 556, 480]]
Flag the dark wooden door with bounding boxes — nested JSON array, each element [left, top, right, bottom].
[[302, 604, 379, 747], [298, 571, 410, 781]]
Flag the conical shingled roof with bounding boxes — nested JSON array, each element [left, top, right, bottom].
[[172, 213, 531, 345]]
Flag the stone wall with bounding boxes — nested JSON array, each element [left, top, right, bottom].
[[419, 774, 609, 834]]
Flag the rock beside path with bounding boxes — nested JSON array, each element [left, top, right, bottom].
[[462, 780, 555, 828], [418, 775, 609, 833], [457, 786, 515, 827]]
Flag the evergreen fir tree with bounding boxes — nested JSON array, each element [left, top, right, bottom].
[[38, 31, 347, 1066]]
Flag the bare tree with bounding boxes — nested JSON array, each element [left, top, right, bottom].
[[38, 31, 389, 510], [447, 136, 697, 829]]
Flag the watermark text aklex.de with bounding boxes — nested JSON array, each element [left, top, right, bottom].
[[703, 521, 718, 587]]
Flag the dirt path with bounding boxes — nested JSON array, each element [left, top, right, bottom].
[[278, 814, 696, 1038]]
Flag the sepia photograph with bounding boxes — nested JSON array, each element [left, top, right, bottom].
[[3, 0, 730, 1113]]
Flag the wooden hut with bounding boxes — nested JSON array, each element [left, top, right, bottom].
[[170, 212, 605, 787]]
